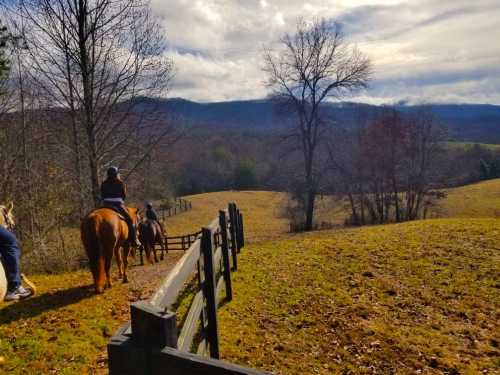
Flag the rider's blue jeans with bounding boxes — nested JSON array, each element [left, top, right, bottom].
[[0, 226, 21, 292]]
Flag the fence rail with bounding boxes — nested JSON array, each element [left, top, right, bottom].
[[158, 197, 192, 220], [109, 202, 267, 375]]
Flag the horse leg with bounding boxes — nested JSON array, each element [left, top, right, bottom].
[[159, 234, 165, 260], [122, 244, 130, 283], [114, 244, 123, 280], [92, 256, 106, 294], [146, 243, 154, 265], [104, 253, 112, 289], [153, 243, 159, 263]]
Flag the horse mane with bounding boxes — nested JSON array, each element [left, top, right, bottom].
[[0, 203, 14, 228], [0, 205, 6, 226]]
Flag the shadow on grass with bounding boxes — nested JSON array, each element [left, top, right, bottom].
[[0, 284, 95, 325]]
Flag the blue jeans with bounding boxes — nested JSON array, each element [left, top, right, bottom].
[[0, 226, 21, 292]]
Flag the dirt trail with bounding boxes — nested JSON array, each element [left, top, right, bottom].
[[127, 252, 183, 302], [91, 251, 184, 374]]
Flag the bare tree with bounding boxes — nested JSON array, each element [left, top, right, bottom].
[[264, 19, 371, 230], [13, 0, 174, 208], [328, 108, 445, 225]]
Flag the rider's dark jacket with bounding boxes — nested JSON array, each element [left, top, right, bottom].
[[101, 177, 126, 201], [146, 207, 159, 221]]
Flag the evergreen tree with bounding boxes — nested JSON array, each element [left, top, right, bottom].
[[0, 21, 10, 78]]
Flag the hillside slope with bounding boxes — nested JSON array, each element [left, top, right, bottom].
[[218, 219, 500, 374], [435, 179, 500, 218], [1, 180, 499, 374], [137, 97, 500, 143]]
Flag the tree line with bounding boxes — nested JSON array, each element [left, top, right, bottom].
[[0, 1, 177, 271], [1, 10, 498, 271]]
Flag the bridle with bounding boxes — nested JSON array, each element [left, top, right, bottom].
[[0, 206, 14, 232]]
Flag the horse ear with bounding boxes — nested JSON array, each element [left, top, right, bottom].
[[7, 201, 14, 213]]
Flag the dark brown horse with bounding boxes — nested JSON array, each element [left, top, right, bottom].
[[138, 219, 165, 264], [81, 207, 140, 293]]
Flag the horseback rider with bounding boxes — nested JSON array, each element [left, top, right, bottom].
[[145, 202, 165, 234], [101, 166, 140, 247], [0, 207, 34, 301]]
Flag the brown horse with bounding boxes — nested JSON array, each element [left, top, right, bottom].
[[138, 219, 165, 264], [80, 207, 140, 293]]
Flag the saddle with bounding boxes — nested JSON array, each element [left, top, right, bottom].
[[101, 204, 126, 221]]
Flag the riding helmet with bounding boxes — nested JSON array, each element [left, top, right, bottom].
[[107, 166, 119, 178]]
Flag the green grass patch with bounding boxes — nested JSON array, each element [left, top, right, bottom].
[[218, 218, 500, 374]]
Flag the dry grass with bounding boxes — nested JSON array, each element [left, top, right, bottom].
[[218, 219, 500, 374], [1, 180, 499, 374], [164, 191, 289, 242], [164, 191, 348, 241], [0, 254, 183, 374], [442, 141, 500, 152], [432, 179, 500, 219]]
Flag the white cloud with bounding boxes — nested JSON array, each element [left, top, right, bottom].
[[151, 0, 500, 104]]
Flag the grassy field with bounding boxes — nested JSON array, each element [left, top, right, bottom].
[[166, 187, 500, 373], [434, 179, 500, 218], [1, 181, 499, 373], [218, 219, 500, 374], [442, 141, 500, 152], [0, 253, 183, 374]]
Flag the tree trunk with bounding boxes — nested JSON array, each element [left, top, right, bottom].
[[87, 133, 101, 208], [347, 191, 359, 225], [305, 186, 315, 231]]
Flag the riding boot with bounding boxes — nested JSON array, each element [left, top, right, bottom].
[[157, 221, 165, 235], [117, 206, 140, 247], [126, 219, 140, 247]]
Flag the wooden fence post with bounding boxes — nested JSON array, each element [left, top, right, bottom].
[[228, 204, 238, 271], [238, 211, 245, 248], [201, 227, 220, 359], [219, 210, 233, 301], [235, 209, 242, 253], [130, 301, 178, 349], [108, 324, 149, 375]]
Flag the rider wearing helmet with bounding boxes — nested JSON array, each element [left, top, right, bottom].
[[101, 167, 140, 246], [145, 202, 164, 234]]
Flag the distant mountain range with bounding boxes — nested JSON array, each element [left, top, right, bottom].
[[135, 97, 500, 144]]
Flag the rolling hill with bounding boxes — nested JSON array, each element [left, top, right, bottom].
[[1, 179, 499, 374], [136, 97, 500, 143]]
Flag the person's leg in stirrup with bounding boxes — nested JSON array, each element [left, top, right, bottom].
[[118, 205, 139, 247]]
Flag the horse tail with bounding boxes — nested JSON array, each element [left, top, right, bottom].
[[81, 215, 106, 293]]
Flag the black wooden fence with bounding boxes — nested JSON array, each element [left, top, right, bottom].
[[158, 197, 192, 220], [108, 203, 269, 375], [139, 230, 201, 265]]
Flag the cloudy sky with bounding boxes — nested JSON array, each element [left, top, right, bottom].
[[150, 0, 500, 104]]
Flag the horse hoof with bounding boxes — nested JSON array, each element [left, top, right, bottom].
[[96, 287, 105, 294], [122, 278, 128, 284]]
